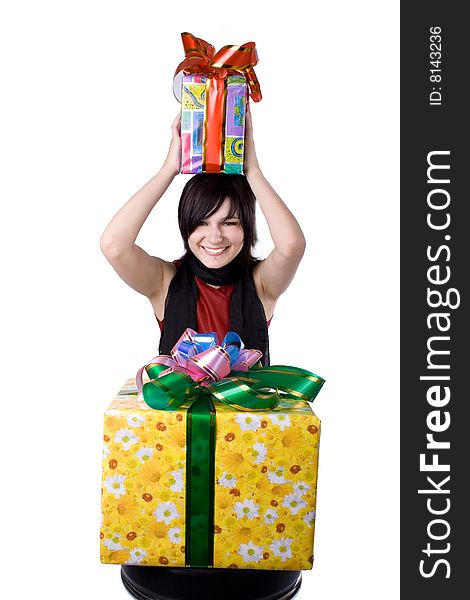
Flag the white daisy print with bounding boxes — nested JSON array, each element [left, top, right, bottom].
[[115, 428, 139, 451], [235, 413, 263, 432], [293, 481, 311, 496], [234, 499, 260, 520], [303, 510, 316, 528], [270, 538, 293, 562], [135, 447, 154, 464], [104, 474, 126, 499], [267, 466, 287, 484], [104, 533, 123, 551], [128, 548, 147, 564], [283, 492, 308, 515], [263, 507, 278, 525], [270, 414, 291, 431], [168, 469, 184, 493], [102, 444, 110, 460], [238, 541, 264, 563], [127, 414, 145, 428], [168, 527, 182, 544], [155, 501, 180, 525], [219, 473, 237, 488], [251, 442, 267, 464]]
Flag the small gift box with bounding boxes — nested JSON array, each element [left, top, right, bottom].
[[174, 32, 262, 175], [100, 330, 324, 570]]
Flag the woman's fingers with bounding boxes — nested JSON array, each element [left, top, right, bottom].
[[245, 103, 252, 125], [244, 105, 254, 142], [162, 113, 182, 175], [172, 113, 181, 131]]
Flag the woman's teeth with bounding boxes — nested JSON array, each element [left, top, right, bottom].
[[203, 247, 226, 256]]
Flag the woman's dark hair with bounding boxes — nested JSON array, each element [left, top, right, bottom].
[[178, 174, 257, 265]]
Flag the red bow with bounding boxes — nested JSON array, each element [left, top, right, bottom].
[[174, 32, 262, 102]]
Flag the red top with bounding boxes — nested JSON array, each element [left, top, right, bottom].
[[194, 277, 235, 342], [156, 274, 271, 343]]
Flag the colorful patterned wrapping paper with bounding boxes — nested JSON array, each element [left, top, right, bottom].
[[180, 74, 247, 174], [100, 379, 321, 570]]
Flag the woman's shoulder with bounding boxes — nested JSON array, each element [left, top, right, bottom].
[[251, 258, 276, 322], [157, 257, 178, 281], [148, 258, 178, 320]]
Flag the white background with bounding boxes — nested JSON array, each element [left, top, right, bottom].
[[0, 1, 399, 598]]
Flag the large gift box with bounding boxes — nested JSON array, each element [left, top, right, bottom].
[[174, 32, 262, 175], [100, 331, 323, 570]]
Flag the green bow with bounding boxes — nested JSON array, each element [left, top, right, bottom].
[[142, 363, 324, 412]]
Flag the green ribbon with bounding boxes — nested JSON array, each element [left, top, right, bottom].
[[141, 364, 325, 567], [143, 364, 324, 411], [185, 395, 216, 567]]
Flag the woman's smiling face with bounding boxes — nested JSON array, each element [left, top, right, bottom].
[[188, 198, 244, 268]]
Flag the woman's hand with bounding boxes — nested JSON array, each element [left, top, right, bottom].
[[243, 104, 260, 175], [163, 113, 181, 176]]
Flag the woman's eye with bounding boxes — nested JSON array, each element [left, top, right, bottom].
[[198, 221, 208, 226], [224, 221, 238, 226]]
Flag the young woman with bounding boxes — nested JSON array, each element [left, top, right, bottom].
[[101, 108, 306, 599], [100, 108, 305, 363]]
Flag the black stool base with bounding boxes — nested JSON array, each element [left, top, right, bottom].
[[121, 566, 302, 600]]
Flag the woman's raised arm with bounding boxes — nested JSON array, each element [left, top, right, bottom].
[[100, 115, 180, 311], [245, 108, 306, 313]]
